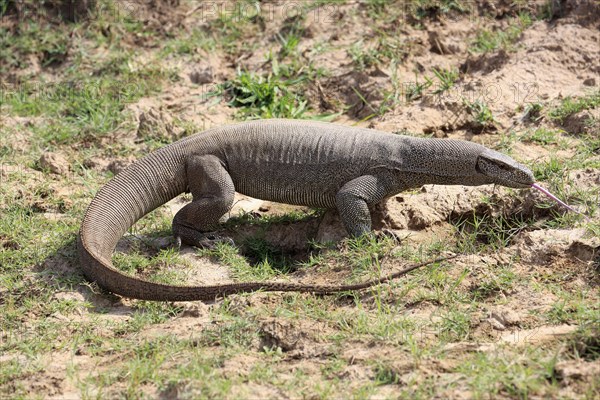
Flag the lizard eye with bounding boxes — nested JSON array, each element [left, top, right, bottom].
[[476, 156, 514, 179]]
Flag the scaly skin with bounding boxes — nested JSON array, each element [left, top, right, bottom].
[[78, 119, 534, 301]]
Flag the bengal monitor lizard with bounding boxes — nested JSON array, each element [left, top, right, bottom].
[[78, 119, 534, 301]]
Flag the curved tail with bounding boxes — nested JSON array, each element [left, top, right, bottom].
[[78, 137, 453, 301]]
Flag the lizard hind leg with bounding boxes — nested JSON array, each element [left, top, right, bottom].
[[172, 155, 235, 249]]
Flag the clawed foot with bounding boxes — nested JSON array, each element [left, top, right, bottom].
[[173, 223, 235, 250], [374, 229, 405, 244], [194, 233, 235, 249], [175, 232, 235, 250]]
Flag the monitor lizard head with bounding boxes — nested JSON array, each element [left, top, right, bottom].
[[475, 148, 534, 188]]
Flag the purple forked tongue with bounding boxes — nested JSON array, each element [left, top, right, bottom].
[[531, 183, 590, 221]]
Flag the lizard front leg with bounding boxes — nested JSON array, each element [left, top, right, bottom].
[[335, 174, 396, 237], [172, 155, 235, 248]]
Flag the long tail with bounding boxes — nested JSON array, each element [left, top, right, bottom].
[[78, 135, 454, 301]]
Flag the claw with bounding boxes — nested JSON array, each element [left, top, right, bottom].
[[375, 229, 405, 244], [194, 233, 235, 249]]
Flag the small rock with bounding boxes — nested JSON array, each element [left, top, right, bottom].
[[137, 107, 184, 141], [302, 24, 315, 39], [53, 291, 85, 302], [150, 237, 173, 250], [562, 110, 597, 135], [39, 152, 69, 175], [582, 77, 596, 86], [107, 157, 136, 175], [189, 67, 213, 84], [488, 315, 506, 331], [555, 360, 599, 383], [180, 303, 209, 318], [43, 212, 67, 221], [83, 157, 111, 171], [433, 129, 447, 138], [490, 306, 521, 328], [315, 210, 346, 243], [568, 236, 600, 262]]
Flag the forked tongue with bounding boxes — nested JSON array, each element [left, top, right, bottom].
[[531, 183, 591, 221]]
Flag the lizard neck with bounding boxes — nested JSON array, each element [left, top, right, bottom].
[[387, 136, 487, 188]]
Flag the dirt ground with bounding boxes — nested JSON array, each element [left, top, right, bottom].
[[0, 0, 599, 399]]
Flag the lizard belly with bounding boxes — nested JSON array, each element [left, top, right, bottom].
[[234, 177, 338, 208], [229, 163, 345, 209]]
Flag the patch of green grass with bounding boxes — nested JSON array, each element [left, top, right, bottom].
[[0, 0, 162, 74], [338, 234, 397, 280], [160, 28, 217, 56], [437, 308, 472, 342], [3, 61, 172, 145], [494, 129, 518, 154], [197, 240, 292, 282], [531, 155, 564, 183], [215, 67, 308, 119], [277, 31, 302, 59], [348, 41, 382, 71], [454, 212, 535, 253], [521, 102, 544, 123], [464, 99, 495, 129], [206, 6, 335, 120], [348, 33, 408, 72], [373, 362, 401, 385], [412, 0, 467, 19], [456, 348, 560, 399], [470, 13, 533, 53], [364, 0, 388, 17], [521, 128, 562, 146], [548, 91, 600, 124], [207, 1, 262, 55], [112, 246, 187, 285], [362, 0, 467, 26], [200, 317, 258, 349], [334, 301, 420, 343], [432, 67, 459, 94], [116, 303, 182, 334], [410, 262, 470, 305], [544, 289, 599, 326], [0, 21, 70, 73], [567, 322, 600, 362], [214, 56, 331, 120], [470, 265, 518, 300], [405, 74, 433, 102], [530, 154, 598, 224], [224, 209, 322, 229]]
